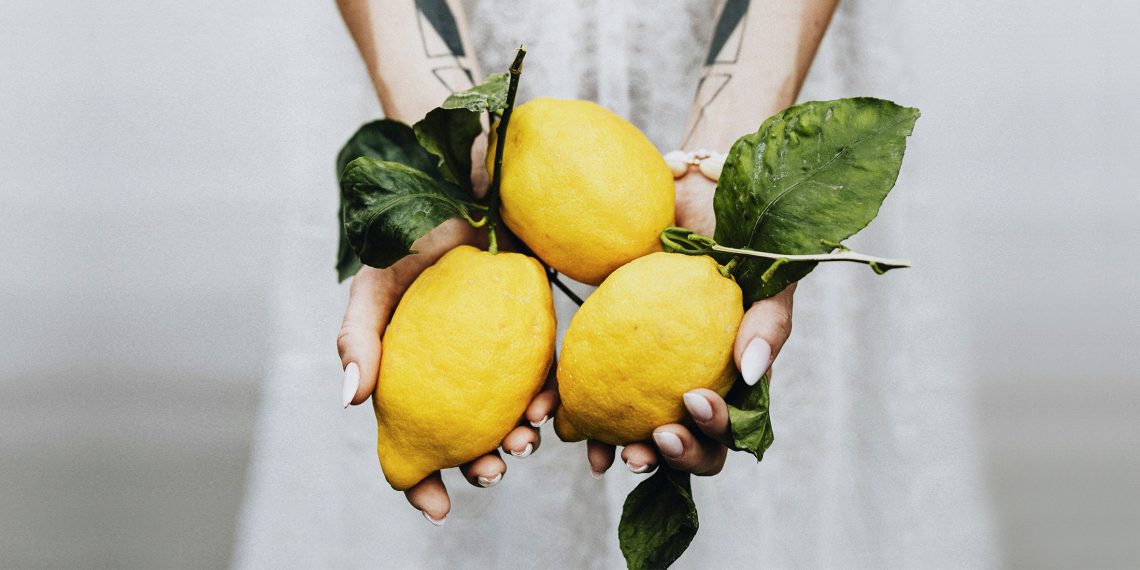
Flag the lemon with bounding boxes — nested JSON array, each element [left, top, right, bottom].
[[373, 245, 556, 490], [555, 252, 743, 446], [489, 98, 675, 285]]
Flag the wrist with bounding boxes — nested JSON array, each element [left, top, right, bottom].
[[682, 91, 797, 152]]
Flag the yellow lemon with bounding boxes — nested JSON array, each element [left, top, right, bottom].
[[555, 252, 742, 446], [373, 245, 556, 490], [489, 97, 675, 285]]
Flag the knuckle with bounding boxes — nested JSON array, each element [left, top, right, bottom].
[[777, 312, 793, 340], [335, 327, 355, 356], [701, 459, 725, 477], [699, 448, 728, 476], [765, 311, 793, 345], [337, 323, 378, 357]]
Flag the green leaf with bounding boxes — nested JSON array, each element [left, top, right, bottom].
[[335, 120, 442, 281], [413, 107, 482, 193], [619, 468, 698, 570], [713, 98, 920, 303], [340, 157, 477, 269], [336, 236, 364, 283], [440, 72, 509, 113], [725, 373, 774, 461]]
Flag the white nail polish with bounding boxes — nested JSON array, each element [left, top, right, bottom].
[[341, 362, 360, 408], [740, 339, 772, 386], [422, 511, 446, 527], [590, 469, 605, 480], [628, 463, 650, 474], [653, 431, 684, 458], [510, 443, 534, 458], [529, 415, 550, 428], [477, 473, 502, 487], [683, 391, 714, 422]]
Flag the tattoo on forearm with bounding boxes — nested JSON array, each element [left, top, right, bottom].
[[683, 0, 750, 147], [414, 0, 474, 91]]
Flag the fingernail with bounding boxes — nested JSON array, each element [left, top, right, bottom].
[[341, 362, 360, 408], [529, 415, 550, 428], [510, 443, 534, 458], [628, 462, 650, 474], [683, 391, 714, 422], [740, 339, 772, 386], [477, 473, 502, 488], [653, 431, 684, 458], [421, 511, 446, 527], [590, 469, 605, 480]]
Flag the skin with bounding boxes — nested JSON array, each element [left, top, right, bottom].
[[335, 0, 837, 523]]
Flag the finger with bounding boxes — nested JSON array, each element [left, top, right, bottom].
[[682, 389, 731, 443], [469, 128, 490, 199], [586, 440, 615, 479], [338, 220, 483, 408], [404, 472, 450, 526], [525, 387, 558, 428], [652, 424, 728, 476], [337, 268, 394, 407], [501, 424, 540, 458], [734, 283, 796, 386], [459, 451, 507, 488], [620, 442, 658, 475]]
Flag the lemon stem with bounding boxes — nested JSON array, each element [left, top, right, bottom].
[[659, 226, 912, 275], [547, 268, 585, 306], [484, 46, 526, 255]]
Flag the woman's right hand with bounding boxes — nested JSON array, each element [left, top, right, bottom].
[[338, 204, 557, 527]]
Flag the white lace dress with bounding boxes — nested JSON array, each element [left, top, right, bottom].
[[234, 1, 998, 567]]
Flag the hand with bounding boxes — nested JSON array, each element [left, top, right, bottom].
[[336, 139, 554, 526], [586, 173, 796, 478]]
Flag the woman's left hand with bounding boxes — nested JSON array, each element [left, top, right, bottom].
[[584, 173, 796, 477]]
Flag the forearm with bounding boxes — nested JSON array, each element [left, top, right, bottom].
[[337, 0, 481, 122], [682, 0, 838, 151]]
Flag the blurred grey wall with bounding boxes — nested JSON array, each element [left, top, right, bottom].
[[898, 2, 1140, 566], [1, 0, 1138, 568], [0, 1, 299, 567]]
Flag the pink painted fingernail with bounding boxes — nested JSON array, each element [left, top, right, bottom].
[[529, 415, 550, 428], [422, 511, 446, 527], [653, 431, 684, 458], [590, 469, 605, 480], [683, 391, 714, 422], [628, 462, 650, 474], [740, 339, 771, 386]]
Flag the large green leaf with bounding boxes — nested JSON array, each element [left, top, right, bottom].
[[413, 107, 482, 193], [335, 120, 442, 281], [410, 73, 509, 193], [725, 373, 774, 461], [440, 72, 508, 113], [619, 468, 698, 570], [340, 157, 478, 269], [713, 98, 920, 303]]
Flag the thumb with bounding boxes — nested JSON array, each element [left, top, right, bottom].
[[734, 283, 795, 386], [337, 268, 396, 408]]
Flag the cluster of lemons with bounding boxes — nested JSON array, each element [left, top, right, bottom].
[[375, 98, 742, 490]]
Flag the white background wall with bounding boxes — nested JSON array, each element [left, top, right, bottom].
[[897, 2, 1140, 566], [1, 0, 1138, 568]]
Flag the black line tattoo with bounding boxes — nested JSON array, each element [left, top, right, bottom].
[[414, 0, 474, 91], [684, 0, 750, 147], [705, 0, 748, 65]]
